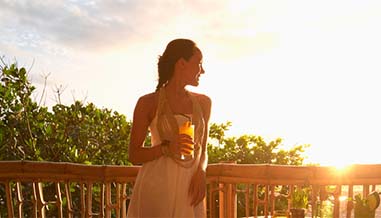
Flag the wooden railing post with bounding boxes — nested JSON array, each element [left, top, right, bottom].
[[218, 182, 225, 218], [80, 183, 86, 218], [33, 182, 46, 218], [4, 181, 14, 218], [226, 183, 237, 218], [253, 184, 258, 217], [105, 182, 112, 218], [65, 182, 74, 218], [207, 182, 219, 218], [16, 182, 24, 218], [121, 183, 127, 218], [115, 183, 121, 218], [333, 185, 341, 218], [55, 182, 63, 218], [86, 182, 93, 218], [311, 185, 318, 218], [100, 184, 105, 217], [347, 185, 354, 218]]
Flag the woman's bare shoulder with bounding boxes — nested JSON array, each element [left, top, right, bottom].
[[134, 92, 159, 119], [137, 92, 158, 104], [189, 92, 212, 106]]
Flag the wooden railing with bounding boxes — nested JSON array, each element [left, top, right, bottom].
[[0, 161, 139, 218], [1, 161, 381, 217], [207, 163, 381, 218]]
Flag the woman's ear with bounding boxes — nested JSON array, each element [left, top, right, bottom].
[[175, 58, 187, 70]]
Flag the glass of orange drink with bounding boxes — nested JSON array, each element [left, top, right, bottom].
[[178, 121, 195, 159]]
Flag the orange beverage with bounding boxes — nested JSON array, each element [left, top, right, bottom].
[[178, 121, 195, 157]]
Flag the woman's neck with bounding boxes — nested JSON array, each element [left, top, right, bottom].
[[164, 80, 193, 115], [165, 80, 188, 99]]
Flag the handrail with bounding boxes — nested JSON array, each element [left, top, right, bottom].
[[207, 163, 381, 185], [0, 161, 140, 182]]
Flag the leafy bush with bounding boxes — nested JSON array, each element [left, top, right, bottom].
[[0, 61, 131, 165]]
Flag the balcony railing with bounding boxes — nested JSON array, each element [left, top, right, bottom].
[[1, 161, 381, 217]]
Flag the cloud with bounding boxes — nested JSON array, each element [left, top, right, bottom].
[[1, 0, 274, 61], [0, 0, 262, 53], [0, 0, 145, 51]]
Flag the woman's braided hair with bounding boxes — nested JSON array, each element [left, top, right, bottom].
[[156, 39, 196, 91]]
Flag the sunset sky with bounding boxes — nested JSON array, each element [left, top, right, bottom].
[[1, 0, 380, 166]]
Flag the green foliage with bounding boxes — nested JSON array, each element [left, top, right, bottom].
[[291, 188, 309, 209], [207, 122, 308, 165], [354, 192, 380, 218], [319, 200, 334, 218], [1, 62, 40, 160], [0, 60, 131, 165]]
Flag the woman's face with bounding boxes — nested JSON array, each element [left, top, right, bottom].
[[183, 48, 205, 87]]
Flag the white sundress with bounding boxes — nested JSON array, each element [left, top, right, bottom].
[[127, 89, 206, 218]]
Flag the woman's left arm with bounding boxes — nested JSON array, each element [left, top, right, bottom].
[[189, 94, 212, 206]]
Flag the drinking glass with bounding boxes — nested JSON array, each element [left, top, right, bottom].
[[178, 121, 195, 159]]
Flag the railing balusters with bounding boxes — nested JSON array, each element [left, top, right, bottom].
[[33, 182, 46, 218], [347, 185, 354, 218], [245, 184, 249, 217], [65, 181, 74, 218], [55, 182, 63, 218], [332, 185, 341, 218], [121, 183, 127, 218], [4, 181, 14, 218], [86, 182, 93, 218], [311, 184, 318, 217], [253, 184, 258, 218], [270, 185, 275, 217], [207, 182, 217, 218], [16, 182, 23, 218], [364, 184, 370, 199], [218, 182, 225, 218], [105, 182, 111, 217], [100, 183, 105, 217], [115, 183, 121, 218], [263, 185, 269, 217], [80, 183, 85, 218]]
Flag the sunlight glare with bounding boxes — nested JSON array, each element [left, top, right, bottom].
[[333, 163, 352, 173], [339, 195, 348, 202]]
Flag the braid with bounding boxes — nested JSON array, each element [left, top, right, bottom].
[[155, 78, 167, 92], [156, 55, 174, 91]]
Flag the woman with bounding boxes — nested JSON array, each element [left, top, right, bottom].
[[127, 39, 211, 217]]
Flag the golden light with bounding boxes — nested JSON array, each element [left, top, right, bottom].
[[332, 162, 353, 174], [334, 162, 352, 171], [339, 195, 348, 202]]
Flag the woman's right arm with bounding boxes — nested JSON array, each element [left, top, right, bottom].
[[128, 96, 163, 165]]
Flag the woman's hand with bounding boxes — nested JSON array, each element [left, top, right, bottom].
[[168, 134, 194, 156], [188, 167, 206, 206]]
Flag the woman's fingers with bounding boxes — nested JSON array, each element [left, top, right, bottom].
[[167, 134, 195, 156], [178, 134, 195, 155], [178, 134, 194, 144]]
